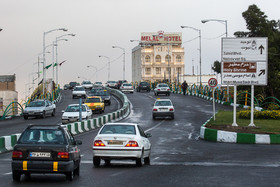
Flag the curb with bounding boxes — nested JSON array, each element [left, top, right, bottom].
[[0, 89, 130, 153], [199, 116, 280, 144]]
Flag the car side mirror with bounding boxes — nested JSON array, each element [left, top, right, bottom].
[[145, 133, 152, 138], [75, 140, 82, 145]]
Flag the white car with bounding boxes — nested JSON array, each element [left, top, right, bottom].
[[92, 123, 152, 167], [72, 86, 87, 99], [93, 82, 103, 87], [120, 83, 134, 93], [105, 81, 117, 88], [62, 104, 92, 124], [81, 80, 93, 90], [152, 98, 174, 119], [23, 99, 56, 120], [154, 83, 171, 96]]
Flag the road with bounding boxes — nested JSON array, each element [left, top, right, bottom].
[[0, 90, 280, 186]]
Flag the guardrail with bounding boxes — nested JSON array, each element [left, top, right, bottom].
[[0, 88, 130, 153]]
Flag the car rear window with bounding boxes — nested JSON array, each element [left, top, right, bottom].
[[19, 129, 66, 144], [140, 82, 148, 86], [158, 84, 168, 87], [28, 101, 44, 107], [155, 101, 172, 106], [100, 125, 136, 135], [86, 98, 101, 103], [74, 87, 85, 91], [65, 105, 86, 112]]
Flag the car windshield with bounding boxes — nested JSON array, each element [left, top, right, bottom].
[[86, 98, 101, 103], [74, 87, 85, 91], [95, 82, 102, 84], [69, 82, 77, 86], [155, 100, 172, 106], [158, 84, 168, 87], [19, 129, 66, 144], [95, 91, 109, 96], [28, 101, 45, 107], [65, 105, 86, 112], [83, 81, 91, 84], [100, 125, 136, 135]]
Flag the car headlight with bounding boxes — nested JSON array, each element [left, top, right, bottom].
[[62, 116, 68, 120]]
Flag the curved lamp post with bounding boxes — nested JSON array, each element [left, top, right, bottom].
[[98, 55, 110, 81], [201, 19, 227, 37], [42, 28, 67, 96], [87, 65, 98, 80], [112, 46, 125, 80], [181, 25, 202, 85]]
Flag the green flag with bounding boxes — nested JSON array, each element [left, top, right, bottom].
[[53, 63, 58, 67], [45, 64, 52, 69]]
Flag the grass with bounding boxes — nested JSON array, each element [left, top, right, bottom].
[[207, 110, 280, 134]]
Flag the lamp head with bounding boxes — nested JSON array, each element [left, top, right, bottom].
[[71, 34, 75, 36], [201, 20, 208, 23], [60, 28, 68, 32], [112, 46, 116, 48]]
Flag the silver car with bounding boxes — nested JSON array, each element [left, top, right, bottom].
[[23, 100, 56, 120], [154, 83, 171, 96]]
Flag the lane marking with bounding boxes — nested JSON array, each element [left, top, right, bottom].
[[145, 120, 166, 133]]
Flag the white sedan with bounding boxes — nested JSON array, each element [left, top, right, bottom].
[[61, 104, 92, 124], [92, 123, 152, 167], [72, 86, 87, 99], [120, 83, 134, 93], [152, 98, 174, 119]]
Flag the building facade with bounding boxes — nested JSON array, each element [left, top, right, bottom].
[[132, 31, 185, 83]]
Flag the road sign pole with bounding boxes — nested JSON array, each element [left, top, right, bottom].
[[249, 85, 255, 127], [232, 85, 238, 126], [213, 88, 215, 120]]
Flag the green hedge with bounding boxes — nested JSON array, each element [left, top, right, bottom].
[[239, 110, 280, 119]]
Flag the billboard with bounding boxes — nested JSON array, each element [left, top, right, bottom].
[[141, 31, 182, 45]]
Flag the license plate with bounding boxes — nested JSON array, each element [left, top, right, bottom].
[[159, 108, 168, 111], [161, 88, 166, 91], [107, 140, 123, 145], [77, 95, 81, 96], [30, 152, 51, 158]]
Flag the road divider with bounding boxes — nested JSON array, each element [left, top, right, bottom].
[[0, 88, 130, 154]]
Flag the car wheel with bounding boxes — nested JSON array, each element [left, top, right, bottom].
[[136, 150, 144, 167], [108, 102, 111, 105], [154, 92, 156, 96], [66, 171, 74, 181], [144, 157, 150, 165], [51, 109, 55, 116], [171, 115, 174, 120], [72, 96, 75, 99], [41, 111, 46, 118], [168, 93, 170, 96], [23, 116, 28, 120], [12, 171, 21, 182], [93, 156, 101, 167], [153, 115, 156, 120]]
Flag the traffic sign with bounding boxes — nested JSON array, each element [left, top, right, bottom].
[[208, 78, 218, 88], [221, 37, 268, 85]]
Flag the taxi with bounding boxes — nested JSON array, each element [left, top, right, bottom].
[[152, 98, 174, 120], [84, 96, 105, 113]]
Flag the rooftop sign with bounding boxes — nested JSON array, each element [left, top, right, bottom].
[[221, 37, 268, 85], [141, 31, 182, 45]]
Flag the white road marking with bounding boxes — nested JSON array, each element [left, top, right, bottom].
[[3, 172, 12, 175], [145, 120, 166, 133]]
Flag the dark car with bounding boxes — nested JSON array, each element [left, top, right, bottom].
[[11, 125, 82, 181], [93, 90, 111, 105], [117, 80, 127, 89], [69, 82, 78, 90], [136, 82, 150, 92], [63, 84, 70, 90]]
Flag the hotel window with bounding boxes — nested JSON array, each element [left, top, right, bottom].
[[155, 55, 161, 63], [156, 67, 161, 74], [145, 68, 151, 75], [176, 55, 181, 62], [165, 55, 171, 63], [145, 55, 151, 62], [177, 67, 181, 74]]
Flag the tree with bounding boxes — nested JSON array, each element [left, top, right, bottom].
[[234, 4, 280, 99], [212, 60, 221, 74]]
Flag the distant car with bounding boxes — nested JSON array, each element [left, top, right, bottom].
[[92, 123, 152, 167], [84, 96, 105, 113], [154, 83, 171, 96], [93, 90, 111, 105], [63, 84, 70, 90], [81, 80, 93, 90], [105, 81, 118, 89], [93, 82, 103, 87], [117, 80, 127, 89], [69, 82, 78, 90], [62, 104, 92, 124], [72, 86, 87, 99], [152, 98, 174, 119], [120, 83, 134, 93], [11, 124, 82, 181], [23, 100, 56, 120], [136, 82, 151, 92]]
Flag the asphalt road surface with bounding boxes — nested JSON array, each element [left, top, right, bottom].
[[0, 90, 280, 187]]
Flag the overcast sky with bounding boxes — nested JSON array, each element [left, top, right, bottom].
[[1, 0, 279, 101]]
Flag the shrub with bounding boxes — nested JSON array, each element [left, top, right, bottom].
[[239, 109, 280, 119]]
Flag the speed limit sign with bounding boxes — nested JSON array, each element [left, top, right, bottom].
[[208, 78, 218, 88]]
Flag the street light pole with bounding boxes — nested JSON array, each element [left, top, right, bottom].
[[42, 28, 67, 97], [99, 55, 110, 81], [112, 46, 125, 80], [181, 26, 202, 85], [87, 65, 98, 80]]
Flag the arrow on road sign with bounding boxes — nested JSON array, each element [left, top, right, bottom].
[[259, 45, 264, 54], [258, 69, 265, 76]]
